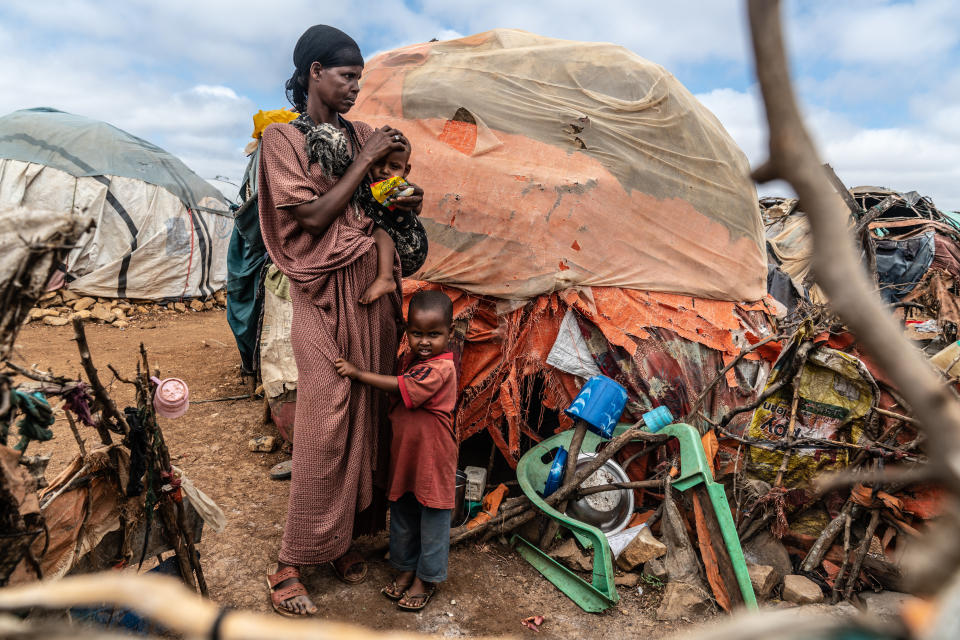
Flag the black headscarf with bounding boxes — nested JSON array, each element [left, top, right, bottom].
[[285, 25, 364, 112]]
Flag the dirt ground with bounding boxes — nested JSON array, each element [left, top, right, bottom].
[[10, 309, 695, 638]]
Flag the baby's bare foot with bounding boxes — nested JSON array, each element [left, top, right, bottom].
[[359, 276, 396, 304]]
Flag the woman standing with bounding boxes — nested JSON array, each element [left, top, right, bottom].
[[259, 25, 423, 616]]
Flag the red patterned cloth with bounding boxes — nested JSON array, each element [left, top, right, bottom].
[[388, 352, 458, 508], [258, 121, 401, 565]]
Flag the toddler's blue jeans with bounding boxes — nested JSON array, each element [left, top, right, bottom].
[[389, 492, 451, 583]]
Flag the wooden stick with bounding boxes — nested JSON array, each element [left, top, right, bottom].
[[801, 501, 856, 573], [576, 478, 665, 497], [684, 332, 784, 424], [63, 409, 87, 457], [843, 508, 881, 599], [539, 419, 588, 548], [831, 509, 853, 604], [71, 318, 124, 442], [138, 343, 208, 596]]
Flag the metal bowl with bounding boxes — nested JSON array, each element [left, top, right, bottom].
[[564, 454, 634, 535]]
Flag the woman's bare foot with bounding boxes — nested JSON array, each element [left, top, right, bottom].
[[359, 276, 396, 305], [268, 563, 317, 617]]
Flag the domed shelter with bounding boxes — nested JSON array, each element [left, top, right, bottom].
[[0, 108, 231, 299]]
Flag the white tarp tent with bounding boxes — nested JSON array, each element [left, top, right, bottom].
[[0, 108, 231, 299]]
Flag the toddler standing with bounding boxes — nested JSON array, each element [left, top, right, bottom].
[[334, 289, 457, 611]]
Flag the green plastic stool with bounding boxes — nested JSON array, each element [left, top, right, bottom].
[[513, 422, 758, 613]]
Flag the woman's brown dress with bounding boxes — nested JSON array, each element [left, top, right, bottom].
[[258, 121, 400, 565]]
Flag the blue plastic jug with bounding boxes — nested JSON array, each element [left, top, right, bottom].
[[543, 446, 568, 496], [564, 375, 628, 439]]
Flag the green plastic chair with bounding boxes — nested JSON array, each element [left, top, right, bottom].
[[513, 422, 757, 613]]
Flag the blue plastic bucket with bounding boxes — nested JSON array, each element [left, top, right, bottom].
[[564, 375, 628, 439]]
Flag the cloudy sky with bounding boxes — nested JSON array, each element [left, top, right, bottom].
[[2, 0, 958, 209]]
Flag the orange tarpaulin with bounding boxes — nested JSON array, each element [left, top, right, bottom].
[[403, 281, 776, 467]]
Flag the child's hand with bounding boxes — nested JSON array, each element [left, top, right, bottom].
[[334, 358, 359, 379], [390, 181, 423, 214]]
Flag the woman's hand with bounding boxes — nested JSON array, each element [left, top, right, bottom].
[[334, 357, 360, 379], [390, 181, 423, 215], [358, 126, 407, 165]]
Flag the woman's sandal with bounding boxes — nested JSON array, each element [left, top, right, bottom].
[[330, 549, 368, 584], [397, 583, 437, 612], [266, 566, 315, 617]]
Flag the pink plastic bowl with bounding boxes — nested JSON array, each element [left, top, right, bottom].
[[152, 376, 189, 419]]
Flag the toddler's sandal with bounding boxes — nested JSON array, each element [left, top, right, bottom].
[[397, 584, 437, 612]]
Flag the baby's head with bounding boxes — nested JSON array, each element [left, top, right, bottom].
[[406, 290, 453, 361], [369, 141, 411, 182]]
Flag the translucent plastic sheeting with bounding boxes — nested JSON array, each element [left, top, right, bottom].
[[351, 30, 766, 301]]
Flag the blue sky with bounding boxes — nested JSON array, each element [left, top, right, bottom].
[[2, 0, 959, 209]]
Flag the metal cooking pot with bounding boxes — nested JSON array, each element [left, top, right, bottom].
[[565, 454, 634, 535]]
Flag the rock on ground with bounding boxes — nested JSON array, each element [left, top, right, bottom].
[[644, 557, 668, 582], [743, 531, 793, 584], [617, 527, 667, 571], [656, 582, 714, 621], [782, 575, 824, 605], [549, 537, 593, 572], [615, 572, 640, 588], [747, 563, 779, 599]]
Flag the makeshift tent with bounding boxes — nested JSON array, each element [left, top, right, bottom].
[[241, 30, 776, 466], [0, 108, 231, 299]]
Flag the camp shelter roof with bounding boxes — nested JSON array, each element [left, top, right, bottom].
[[350, 29, 766, 301], [0, 108, 226, 211]]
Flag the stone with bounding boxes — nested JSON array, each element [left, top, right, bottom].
[[858, 591, 912, 621], [549, 537, 593, 572], [112, 308, 126, 321], [643, 557, 668, 582], [136, 305, 149, 315], [73, 297, 96, 311], [173, 302, 187, 313], [203, 300, 214, 310], [214, 290, 227, 306], [782, 575, 824, 605], [29, 308, 57, 320], [743, 530, 793, 585], [615, 572, 641, 588], [190, 300, 204, 312], [748, 563, 779, 599], [43, 315, 70, 326], [70, 310, 92, 320], [617, 526, 667, 571], [248, 435, 277, 453], [90, 303, 115, 323], [60, 289, 79, 303], [113, 320, 129, 329], [656, 582, 714, 621]]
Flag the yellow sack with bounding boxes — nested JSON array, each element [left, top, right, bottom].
[[747, 343, 877, 487], [251, 109, 299, 140]]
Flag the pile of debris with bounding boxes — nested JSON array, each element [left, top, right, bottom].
[[0, 190, 222, 635], [24, 289, 227, 328]]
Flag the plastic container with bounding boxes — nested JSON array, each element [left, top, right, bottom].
[[641, 406, 674, 433], [151, 377, 189, 419], [543, 446, 568, 497], [564, 375, 628, 439], [930, 340, 960, 377]]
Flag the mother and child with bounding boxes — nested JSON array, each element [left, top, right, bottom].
[[258, 24, 458, 616]]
